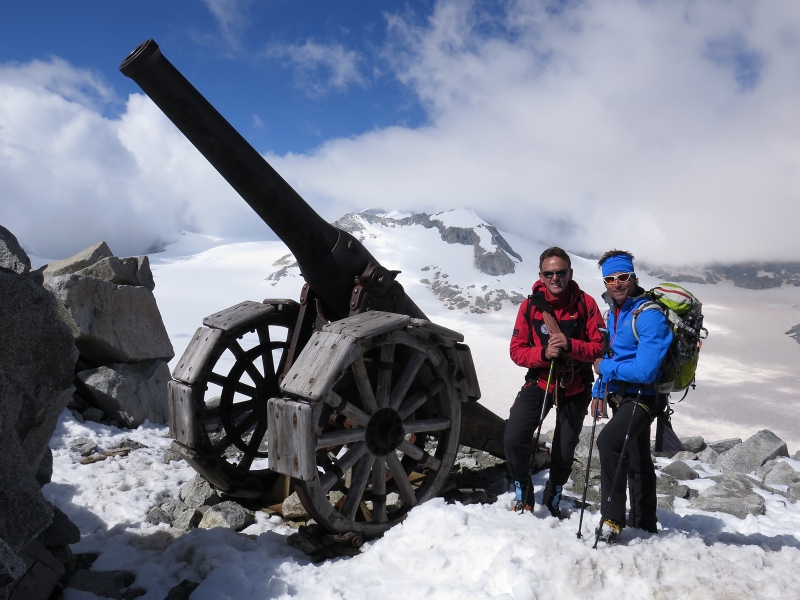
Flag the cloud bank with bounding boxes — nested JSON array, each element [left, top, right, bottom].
[[2, 0, 800, 264]]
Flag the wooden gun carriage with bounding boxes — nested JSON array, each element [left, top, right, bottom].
[[121, 40, 505, 537]]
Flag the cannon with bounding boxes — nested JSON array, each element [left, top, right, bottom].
[[120, 40, 506, 536]]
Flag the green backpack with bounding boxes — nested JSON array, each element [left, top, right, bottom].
[[631, 283, 708, 396]]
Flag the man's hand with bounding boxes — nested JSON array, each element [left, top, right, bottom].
[[545, 345, 561, 359], [593, 358, 603, 374], [549, 332, 568, 350], [589, 397, 608, 419]]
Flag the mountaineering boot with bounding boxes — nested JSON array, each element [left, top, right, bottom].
[[543, 483, 563, 519], [511, 480, 532, 512], [597, 519, 622, 544]]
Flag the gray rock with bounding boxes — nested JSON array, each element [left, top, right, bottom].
[[35, 448, 53, 487], [66, 569, 125, 600], [663, 460, 699, 481], [671, 451, 698, 462], [44, 273, 174, 365], [716, 430, 788, 474], [10, 541, 65, 600], [0, 538, 25, 587], [82, 407, 106, 424], [163, 448, 184, 464], [656, 495, 675, 513], [0, 271, 77, 550], [77, 360, 170, 428], [75, 256, 155, 291], [36, 506, 80, 548], [708, 438, 742, 454], [41, 241, 113, 283], [680, 436, 706, 453], [690, 475, 766, 518], [172, 509, 203, 531], [69, 437, 98, 457], [788, 483, 800, 503], [656, 476, 691, 499], [573, 424, 604, 467], [0, 225, 31, 276], [145, 507, 172, 526], [763, 461, 800, 486], [793, 450, 800, 461], [69, 409, 85, 423], [696, 446, 719, 464], [109, 439, 148, 450], [198, 501, 254, 531], [179, 475, 221, 509], [160, 500, 189, 520], [165, 579, 200, 600], [282, 492, 309, 520]]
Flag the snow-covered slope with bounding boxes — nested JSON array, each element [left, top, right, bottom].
[[149, 210, 800, 450]]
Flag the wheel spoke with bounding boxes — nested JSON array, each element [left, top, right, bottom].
[[316, 428, 366, 449], [351, 357, 379, 414], [208, 372, 257, 397], [398, 379, 445, 420], [403, 418, 451, 435], [247, 418, 269, 453], [321, 442, 368, 493], [212, 411, 259, 453], [389, 350, 426, 410], [258, 327, 277, 381], [375, 344, 395, 408], [398, 440, 441, 471], [386, 452, 416, 508], [229, 340, 266, 387], [342, 454, 375, 520], [372, 457, 387, 523], [325, 391, 370, 427], [227, 399, 259, 415]]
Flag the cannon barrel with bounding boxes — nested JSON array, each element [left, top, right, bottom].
[[120, 39, 424, 320]]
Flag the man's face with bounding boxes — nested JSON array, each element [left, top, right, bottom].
[[604, 271, 637, 306], [539, 256, 572, 297]]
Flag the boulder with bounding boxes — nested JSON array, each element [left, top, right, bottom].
[[0, 538, 26, 587], [69, 438, 97, 457], [179, 475, 221, 509], [690, 474, 765, 518], [0, 225, 31, 276], [81, 407, 106, 424], [198, 501, 254, 531], [160, 500, 189, 520], [165, 579, 200, 600], [9, 540, 65, 600], [708, 438, 742, 454], [656, 476, 690, 499], [696, 446, 719, 464], [35, 448, 53, 487], [680, 436, 706, 453], [282, 492, 309, 520], [793, 450, 800, 461], [788, 483, 800, 503], [671, 451, 698, 462], [66, 569, 134, 600], [41, 241, 113, 283], [75, 256, 155, 291], [77, 360, 170, 427], [172, 509, 203, 531], [45, 274, 173, 365], [763, 461, 800, 486], [145, 507, 172, 526], [0, 271, 77, 552], [656, 495, 674, 513], [36, 506, 80, 548], [663, 460, 699, 481], [716, 430, 788, 474]]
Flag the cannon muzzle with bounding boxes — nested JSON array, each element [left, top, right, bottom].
[[121, 40, 426, 319]]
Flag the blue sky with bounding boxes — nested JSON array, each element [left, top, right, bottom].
[[0, 0, 431, 155], [1, 1, 800, 264]]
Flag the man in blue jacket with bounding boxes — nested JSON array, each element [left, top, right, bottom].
[[592, 250, 672, 543]]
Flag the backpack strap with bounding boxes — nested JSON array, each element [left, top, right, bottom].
[[631, 301, 664, 342], [524, 292, 555, 346]]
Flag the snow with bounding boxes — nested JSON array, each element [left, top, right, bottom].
[[39, 215, 800, 598]]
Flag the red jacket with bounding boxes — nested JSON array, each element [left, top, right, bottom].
[[510, 280, 604, 396]]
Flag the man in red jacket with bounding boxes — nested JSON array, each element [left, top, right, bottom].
[[506, 246, 605, 515]]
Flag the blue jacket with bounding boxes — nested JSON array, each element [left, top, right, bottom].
[[593, 290, 673, 397]]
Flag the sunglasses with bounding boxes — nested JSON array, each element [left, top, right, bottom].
[[542, 269, 569, 279], [603, 272, 634, 285]]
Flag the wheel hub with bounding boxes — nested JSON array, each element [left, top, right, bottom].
[[365, 408, 405, 456]]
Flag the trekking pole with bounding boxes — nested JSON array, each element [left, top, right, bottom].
[[576, 378, 606, 538], [577, 328, 610, 538], [518, 360, 555, 514], [592, 387, 643, 549]]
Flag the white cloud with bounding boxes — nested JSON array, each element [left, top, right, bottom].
[[0, 58, 268, 259], [267, 0, 800, 264], [201, 0, 251, 52], [264, 41, 366, 96]]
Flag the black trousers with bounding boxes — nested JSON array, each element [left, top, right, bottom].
[[596, 393, 663, 533], [504, 380, 592, 505]]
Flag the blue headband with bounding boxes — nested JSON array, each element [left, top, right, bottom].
[[601, 254, 635, 277]]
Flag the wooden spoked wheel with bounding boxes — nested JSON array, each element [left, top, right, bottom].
[[295, 331, 461, 536], [169, 300, 299, 499]]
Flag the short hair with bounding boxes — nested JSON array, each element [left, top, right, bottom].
[[597, 249, 635, 269], [539, 246, 571, 270]]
